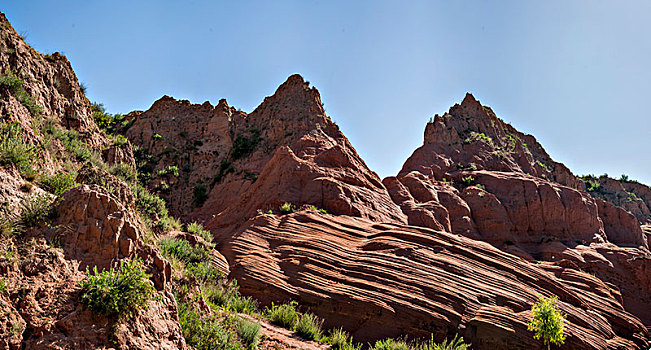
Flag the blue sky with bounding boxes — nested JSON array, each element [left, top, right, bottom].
[[3, 1, 650, 185]]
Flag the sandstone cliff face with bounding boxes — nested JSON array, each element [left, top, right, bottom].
[[386, 94, 651, 330], [126, 74, 405, 226], [220, 211, 648, 349]]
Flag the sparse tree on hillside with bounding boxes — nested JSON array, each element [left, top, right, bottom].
[[528, 295, 567, 350]]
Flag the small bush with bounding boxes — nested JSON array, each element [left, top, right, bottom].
[[296, 313, 323, 341], [177, 299, 239, 350], [19, 194, 53, 225], [187, 261, 222, 283], [416, 334, 469, 350], [280, 202, 294, 214], [157, 165, 179, 177], [371, 338, 410, 350], [231, 130, 261, 160], [266, 301, 299, 329], [109, 162, 137, 183], [459, 176, 476, 187], [159, 237, 210, 264], [40, 172, 78, 195], [131, 183, 168, 217], [0, 72, 43, 116], [330, 328, 350, 349], [79, 258, 156, 318], [0, 122, 38, 175], [203, 279, 257, 314], [237, 319, 261, 349], [0, 277, 7, 294], [0, 216, 22, 237], [193, 184, 208, 207], [187, 222, 212, 243]]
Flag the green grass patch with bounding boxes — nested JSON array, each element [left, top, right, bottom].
[[39, 172, 78, 195], [236, 319, 261, 349], [265, 301, 299, 329], [296, 312, 323, 341]]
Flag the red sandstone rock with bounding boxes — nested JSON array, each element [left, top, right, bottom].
[[220, 211, 649, 349]]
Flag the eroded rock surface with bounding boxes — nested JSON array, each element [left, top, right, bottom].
[[221, 211, 649, 349]]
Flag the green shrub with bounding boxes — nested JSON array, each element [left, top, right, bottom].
[[371, 338, 410, 350], [0, 216, 22, 237], [0, 122, 38, 175], [109, 162, 137, 183], [527, 295, 566, 349], [0, 72, 43, 117], [19, 194, 53, 226], [416, 334, 469, 350], [459, 176, 476, 187], [157, 165, 179, 177], [237, 319, 261, 349], [203, 279, 257, 314], [0, 277, 7, 294], [159, 237, 210, 264], [177, 299, 240, 350], [79, 258, 156, 318], [266, 301, 299, 329], [329, 328, 361, 349], [187, 261, 222, 283], [131, 183, 168, 217], [296, 313, 323, 341], [584, 178, 601, 193], [187, 222, 212, 243], [156, 214, 182, 232], [40, 172, 78, 195], [231, 130, 261, 160], [280, 202, 294, 214], [193, 184, 208, 207]]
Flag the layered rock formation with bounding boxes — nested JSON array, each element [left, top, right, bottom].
[[124, 73, 651, 348], [221, 211, 648, 348], [1, 8, 650, 349], [385, 94, 651, 330]]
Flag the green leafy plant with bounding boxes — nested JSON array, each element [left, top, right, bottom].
[[329, 328, 361, 350], [0, 277, 7, 294], [0, 121, 38, 176], [231, 130, 261, 160], [371, 338, 410, 350], [187, 222, 212, 243], [295, 312, 323, 341], [527, 295, 566, 349], [416, 334, 469, 350], [237, 319, 261, 349], [280, 202, 294, 214], [459, 176, 476, 187], [19, 194, 53, 226], [39, 172, 78, 195], [79, 258, 156, 319], [0, 216, 22, 237], [265, 301, 299, 329], [0, 72, 44, 117], [177, 299, 240, 350]]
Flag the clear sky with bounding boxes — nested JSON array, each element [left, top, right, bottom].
[[3, 1, 650, 185]]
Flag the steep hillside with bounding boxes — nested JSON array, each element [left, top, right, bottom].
[[2, 10, 650, 350], [385, 93, 651, 329]]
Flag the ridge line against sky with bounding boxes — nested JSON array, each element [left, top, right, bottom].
[[3, 0, 650, 185]]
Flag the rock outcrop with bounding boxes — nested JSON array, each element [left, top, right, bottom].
[[220, 211, 648, 349], [127, 74, 405, 226], [385, 93, 651, 330], [1, 185, 186, 349]]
